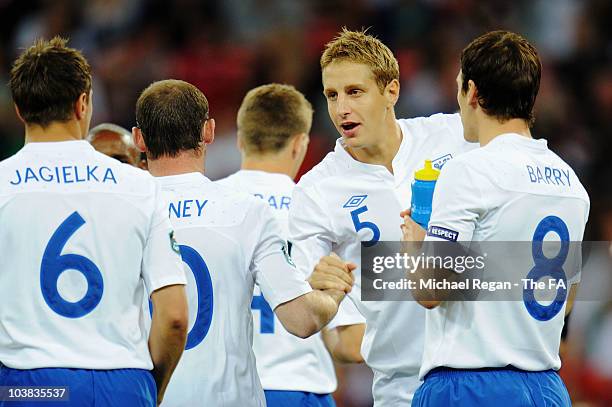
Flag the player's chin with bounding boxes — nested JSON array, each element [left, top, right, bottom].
[[341, 133, 363, 148]]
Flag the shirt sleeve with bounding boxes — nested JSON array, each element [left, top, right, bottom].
[[251, 201, 312, 310], [424, 159, 484, 244], [289, 184, 365, 328], [327, 297, 366, 329], [141, 185, 187, 295], [288, 184, 336, 279]]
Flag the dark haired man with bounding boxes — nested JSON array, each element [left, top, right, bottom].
[[0, 38, 188, 406], [133, 79, 352, 407], [402, 30, 589, 406]]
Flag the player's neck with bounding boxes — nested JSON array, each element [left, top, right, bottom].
[[348, 119, 402, 173], [24, 121, 85, 144], [478, 116, 532, 146], [147, 151, 205, 177], [241, 155, 297, 180]]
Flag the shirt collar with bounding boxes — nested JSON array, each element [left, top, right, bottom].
[[156, 172, 211, 186], [235, 169, 295, 185], [20, 140, 95, 153], [486, 133, 548, 150]]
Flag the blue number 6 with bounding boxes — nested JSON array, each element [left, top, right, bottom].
[[523, 216, 569, 321], [350, 206, 381, 247], [41, 211, 104, 318], [179, 245, 214, 350]]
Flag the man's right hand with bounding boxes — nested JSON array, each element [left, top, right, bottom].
[[308, 252, 356, 298]]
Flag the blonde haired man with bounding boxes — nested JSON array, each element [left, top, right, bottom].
[[218, 84, 341, 407], [289, 28, 475, 405], [235, 83, 311, 170]]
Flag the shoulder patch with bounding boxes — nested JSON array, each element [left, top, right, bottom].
[[169, 231, 181, 254], [281, 243, 296, 267]]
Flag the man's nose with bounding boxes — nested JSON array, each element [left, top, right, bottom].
[[336, 94, 351, 117]]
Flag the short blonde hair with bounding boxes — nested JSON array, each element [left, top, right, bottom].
[[320, 28, 399, 93], [237, 84, 313, 155]]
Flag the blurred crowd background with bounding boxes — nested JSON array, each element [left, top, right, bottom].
[[0, 0, 610, 405]]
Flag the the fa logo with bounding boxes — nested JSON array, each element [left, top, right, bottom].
[[343, 195, 367, 208], [432, 154, 452, 170]]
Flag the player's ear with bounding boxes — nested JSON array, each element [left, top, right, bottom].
[[132, 127, 147, 152], [13, 104, 25, 124], [291, 133, 309, 158], [385, 79, 400, 107], [203, 118, 215, 145], [236, 134, 245, 153], [74, 92, 89, 120], [467, 80, 479, 109]]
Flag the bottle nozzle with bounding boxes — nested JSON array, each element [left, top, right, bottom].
[[414, 160, 440, 181]]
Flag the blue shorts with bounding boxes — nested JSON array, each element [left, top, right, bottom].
[[264, 390, 336, 407], [0, 366, 156, 407], [413, 367, 571, 407]]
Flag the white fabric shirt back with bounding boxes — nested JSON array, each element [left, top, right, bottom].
[[0, 141, 186, 370], [421, 134, 590, 378], [217, 170, 337, 393], [289, 114, 475, 405], [157, 173, 312, 407]]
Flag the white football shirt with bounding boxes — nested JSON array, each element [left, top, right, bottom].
[[289, 114, 475, 405], [157, 172, 312, 407], [0, 140, 186, 370], [217, 169, 337, 394], [420, 133, 590, 378]]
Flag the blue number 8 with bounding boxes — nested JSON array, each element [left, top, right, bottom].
[[523, 216, 569, 321], [179, 245, 214, 350], [41, 211, 104, 318]]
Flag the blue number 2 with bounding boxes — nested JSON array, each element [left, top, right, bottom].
[[350, 206, 381, 247], [179, 245, 214, 350], [252, 294, 274, 333], [41, 211, 104, 318], [523, 216, 569, 321]]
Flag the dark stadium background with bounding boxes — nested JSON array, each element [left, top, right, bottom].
[[0, 1, 610, 405]]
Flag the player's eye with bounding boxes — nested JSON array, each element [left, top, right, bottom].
[[325, 91, 337, 101], [348, 88, 363, 96]]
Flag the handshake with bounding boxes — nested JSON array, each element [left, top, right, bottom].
[[308, 253, 357, 303]]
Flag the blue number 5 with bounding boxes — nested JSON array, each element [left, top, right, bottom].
[[523, 216, 569, 321], [350, 206, 381, 247], [41, 211, 104, 318], [179, 245, 214, 350]]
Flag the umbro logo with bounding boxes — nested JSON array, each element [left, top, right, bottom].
[[343, 195, 367, 208], [432, 154, 452, 170]]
